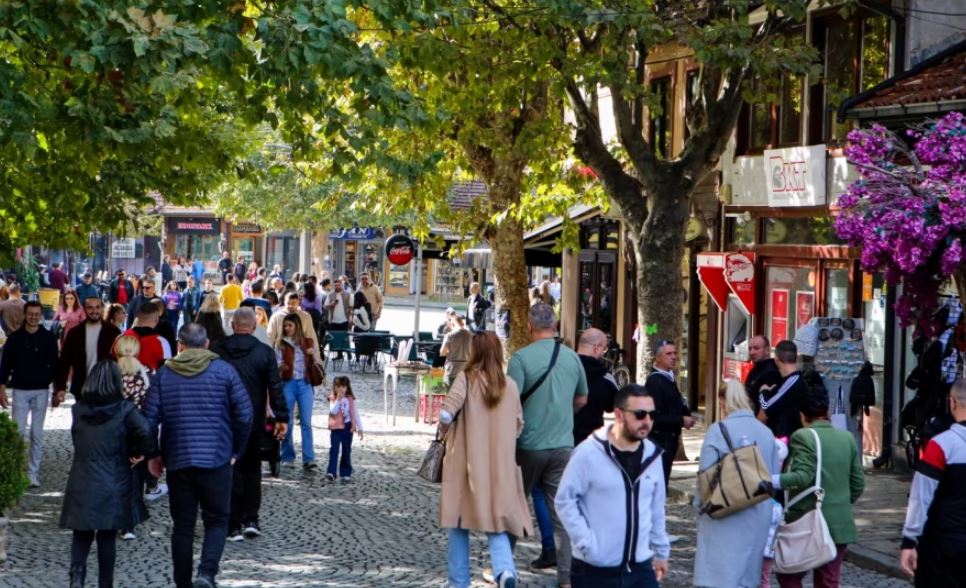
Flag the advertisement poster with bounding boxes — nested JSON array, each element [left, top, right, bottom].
[[796, 292, 815, 332], [771, 288, 789, 343], [724, 252, 756, 315]]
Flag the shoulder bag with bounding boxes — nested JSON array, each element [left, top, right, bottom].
[[519, 341, 561, 406], [417, 405, 462, 483], [697, 422, 773, 519], [772, 427, 838, 574]]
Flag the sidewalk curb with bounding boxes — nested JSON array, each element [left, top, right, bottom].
[[844, 545, 908, 581], [665, 475, 909, 581]]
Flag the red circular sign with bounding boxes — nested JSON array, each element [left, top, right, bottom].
[[385, 234, 416, 265]]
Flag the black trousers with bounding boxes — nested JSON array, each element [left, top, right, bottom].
[[70, 530, 117, 588], [230, 437, 262, 530], [916, 538, 966, 588], [167, 464, 232, 588], [650, 434, 677, 489]]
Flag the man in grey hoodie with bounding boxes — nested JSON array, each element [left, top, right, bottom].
[[555, 384, 670, 587]]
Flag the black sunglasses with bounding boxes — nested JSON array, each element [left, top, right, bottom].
[[627, 409, 658, 420]]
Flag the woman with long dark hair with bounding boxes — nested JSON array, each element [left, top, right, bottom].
[[59, 361, 152, 587], [275, 313, 323, 470], [438, 331, 532, 588], [195, 295, 227, 345], [53, 288, 86, 339], [351, 291, 371, 333]]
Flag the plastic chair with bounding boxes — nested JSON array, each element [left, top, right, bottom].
[[325, 331, 353, 371]]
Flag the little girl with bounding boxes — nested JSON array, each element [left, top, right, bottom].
[[326, 376, 363, 482]]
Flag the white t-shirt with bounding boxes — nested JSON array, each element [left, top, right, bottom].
[[331, 295, 347, 324], [84, 322, 102, 375]]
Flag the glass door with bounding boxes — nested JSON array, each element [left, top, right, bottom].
[[577, 250, 617, 338], [764, 263, 815, 345]]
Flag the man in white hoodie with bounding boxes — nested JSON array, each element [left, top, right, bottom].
[[555, 384, 670, 587]]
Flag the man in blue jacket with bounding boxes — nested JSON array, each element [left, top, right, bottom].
[[146, 322, 253, 588]]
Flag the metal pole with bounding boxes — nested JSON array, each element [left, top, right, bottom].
[[413, 242, 423, 340]]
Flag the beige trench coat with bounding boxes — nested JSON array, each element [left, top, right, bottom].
[[439, 371, 533, 538]]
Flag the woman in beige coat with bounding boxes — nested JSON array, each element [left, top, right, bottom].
[[438, 331, 532, 588]]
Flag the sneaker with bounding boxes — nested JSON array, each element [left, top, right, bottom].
[[303, 461, 319, 471], [227, 529, 244, 542], [530, 549, 557, 569], [122, 531, 136, 541], [145, 483, 168, 502], [340, 476, 352, 483], [243, 522, 261, 539], [28, 477, 40, 488], [324, 473, 335, 482], [668, 534, 682, 543], [496, 571, 516, 588], [192, 576, 216, 588], [482, 568, 496, 584]]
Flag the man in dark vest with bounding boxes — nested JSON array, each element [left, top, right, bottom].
[[645, 339, 694, 489]]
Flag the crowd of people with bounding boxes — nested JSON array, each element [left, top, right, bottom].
[[0, 259, 386, 588], [2, 259, 965, 588]]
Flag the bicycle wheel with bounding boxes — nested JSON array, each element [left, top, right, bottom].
[[613, 365, 632, 388]]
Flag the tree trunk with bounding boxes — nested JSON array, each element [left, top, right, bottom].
[[310, 229, 329, 279], [491, 217, 531, 355], [630, 187, 691, 381]]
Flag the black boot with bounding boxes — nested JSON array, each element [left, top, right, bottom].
[[69, 563, 86, 588], [530, 548, 557, 569]]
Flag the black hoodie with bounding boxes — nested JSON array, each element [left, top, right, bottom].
[[213, 333, 288, 433], [573, 354, 619, 443]]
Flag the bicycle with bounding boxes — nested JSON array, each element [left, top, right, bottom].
[[604, 340, 632, 388]]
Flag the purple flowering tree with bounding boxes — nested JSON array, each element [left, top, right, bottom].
[[835, 111, 966, 332]]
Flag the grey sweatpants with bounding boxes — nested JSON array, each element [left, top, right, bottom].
[[516, 447, 573, 585], [12, 388, 48, 482]]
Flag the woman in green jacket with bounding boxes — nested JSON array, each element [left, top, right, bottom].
[[773, 386, 865, 588]]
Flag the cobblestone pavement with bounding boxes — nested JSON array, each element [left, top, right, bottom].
[[2, 365, 910, 587]]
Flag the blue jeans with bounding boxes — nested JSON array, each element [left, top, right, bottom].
[[571, 558, 659, 588], [446, 528, 515, 588], [531, 486, 556, 552], [327, 427, 353, 478], [281, 379, 315, 464]]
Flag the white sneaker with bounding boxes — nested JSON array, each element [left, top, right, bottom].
[[145, 483, 168, 501], [668, 534, 682, 543], [122, 531, 136, 541], [28, 477, 40, 488]]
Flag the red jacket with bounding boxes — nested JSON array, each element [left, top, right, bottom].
[[123, 327, 170, 370]]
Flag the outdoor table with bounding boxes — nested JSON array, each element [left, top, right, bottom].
[[382, 361, 431, 425]]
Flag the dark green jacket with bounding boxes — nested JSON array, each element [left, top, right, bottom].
[[779, 420, 865, 544]]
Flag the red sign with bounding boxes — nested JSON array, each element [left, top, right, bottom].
[[723, 357, 753, 381], [724, 252, 756, 315], [796, 292, 815, 331], [696, 253, 728, 311], [771, 288, 789, 343], [385, 234, 416, 266]]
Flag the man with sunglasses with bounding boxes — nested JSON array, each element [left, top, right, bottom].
[[645, 339, 694, 489], [556, 384, 670, 587]]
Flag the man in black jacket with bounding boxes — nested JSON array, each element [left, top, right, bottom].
[[109, 270, 134, 304], [213, 308, 288, 541], [573, 328, 618, 443], [0, 301, 59, 487], [645, 339, 694, 488], [745, 335, 782, 413], [759, 340, 809, 439]]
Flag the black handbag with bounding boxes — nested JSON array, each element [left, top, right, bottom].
[[417, 406, 461, 483]]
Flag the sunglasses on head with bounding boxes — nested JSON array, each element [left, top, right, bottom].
[[625, 409, 658, 420]]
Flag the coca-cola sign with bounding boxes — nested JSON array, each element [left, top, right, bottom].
[[385, 234, 416, 265]]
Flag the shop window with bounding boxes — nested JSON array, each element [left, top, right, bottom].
[[825, 268, 850, 319], [580, 220, 620, 250], [435, 259, 463, 299], [762, 217, 843, 245], [737, 70, 804, 153], [649, 75, 672, 159], [725, 215, 756, 247], [765, 266, 815, 344], [810, 12, 891, 144], [234, 238, 255, 263], [388, 264, 409, 289], [724, 295, 751, 358], [684, 69, 699, 140], [176, 234, 219, 263], [577, 251, 617, 337]]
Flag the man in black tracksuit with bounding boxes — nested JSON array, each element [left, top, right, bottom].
[[745, 335, 782, 413], [645, 339, 694, 489], [573, 328, 619, 444], [759, 340, 809, 439], [213, 308, 288, 541]]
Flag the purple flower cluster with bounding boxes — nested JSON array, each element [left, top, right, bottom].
[[835, 113, 966, 333]]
